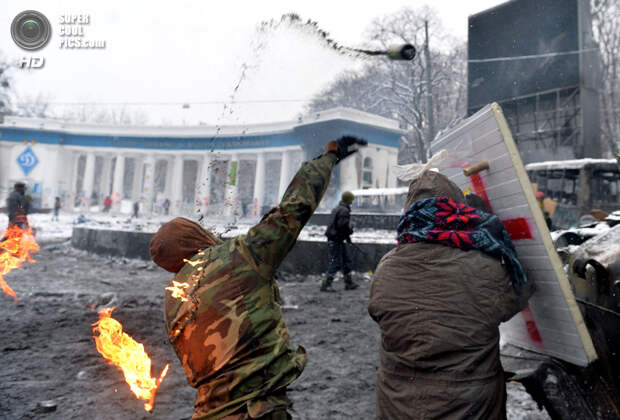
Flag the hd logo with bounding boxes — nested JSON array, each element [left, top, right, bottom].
[[19, 57, 45, 69]]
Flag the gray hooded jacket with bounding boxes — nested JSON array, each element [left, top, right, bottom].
[[368, 171, 533, 420]]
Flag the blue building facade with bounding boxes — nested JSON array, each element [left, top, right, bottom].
[[0, 107, 404, 217]]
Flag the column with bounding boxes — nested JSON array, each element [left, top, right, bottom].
[[171, 155, 184, 215], [100, 155, 112, 198], [53, 149, 66, 211], [377, 149, 389, 188], [44, 147, 60, 209], [53, 148, 72, 211], [111, 154, 125, 211], [252, 152, 266, 218], [71, 152, 81, 211], [340, 153, 358, 192], [196, 153, 212, 214], [225, 154, 239, 217], [142, 155, 156, 215], [387, 151, 398, 188], [131, 156, 144, 203], [0, 144, 11, 203], [82, 152, 96, 212], [278, 150, 293, 200], [163, 158, 173, 198]]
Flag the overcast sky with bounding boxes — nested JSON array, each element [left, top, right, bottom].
[[0, 0, 506, 125]]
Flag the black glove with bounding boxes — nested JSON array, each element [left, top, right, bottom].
[[335, 136, 368, 162]]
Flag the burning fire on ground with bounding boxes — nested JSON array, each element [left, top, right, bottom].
[[92, 307, 169, 412], [0, 224, 40, 301]]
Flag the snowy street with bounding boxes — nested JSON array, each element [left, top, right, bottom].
[[0, 215, 549, 419]]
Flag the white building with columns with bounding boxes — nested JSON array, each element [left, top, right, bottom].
[[0, 107, 404, 219]]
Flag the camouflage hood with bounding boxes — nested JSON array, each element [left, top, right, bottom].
[[150, 217, 223, 273]]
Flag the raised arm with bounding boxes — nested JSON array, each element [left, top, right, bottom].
[[244, 152, 337, 271], [244, 137, 366, 271]]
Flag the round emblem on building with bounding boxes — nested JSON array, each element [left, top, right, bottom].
[[11, 10, 52, 51]]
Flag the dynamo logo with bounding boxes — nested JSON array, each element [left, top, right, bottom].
[[17, 146, 39, 175]]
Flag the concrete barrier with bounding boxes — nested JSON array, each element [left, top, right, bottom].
[[71, 227, 153, 260], [309, 212, 400, 230], [71, 227, 395, 275]]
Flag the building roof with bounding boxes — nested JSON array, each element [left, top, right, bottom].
[[525, 158, 619, 171], [0, 107, 404, 138]]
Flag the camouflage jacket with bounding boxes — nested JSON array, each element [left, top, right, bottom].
[[164, 152, 337, 419]]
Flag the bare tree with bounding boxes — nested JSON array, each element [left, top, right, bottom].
[[59, 105, 149, 125], [307, 66, 396, 116], [0, 50, 148, 125], [0, 51, 53, 119], [307, 7, 466, 163], [15, 93, 52, 118], [592, 0, 620, 155], [0, 54, 16, 121]]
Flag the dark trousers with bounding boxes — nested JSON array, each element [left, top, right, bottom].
[[327, 240, 352, 276]]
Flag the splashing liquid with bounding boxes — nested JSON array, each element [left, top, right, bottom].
[[194, 13, 415, 227], [258, 14, 415, 60]]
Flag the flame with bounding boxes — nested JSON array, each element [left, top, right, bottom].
[[92, 307, 169, 412], [165, 280, 190, 302], [0, 224, 40, 301], [183, 258, 204, 267], [164, 258, 207, 302]]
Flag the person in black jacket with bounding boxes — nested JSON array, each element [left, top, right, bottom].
[[6, 182, 30, 229], [321, 190, 358, 292]]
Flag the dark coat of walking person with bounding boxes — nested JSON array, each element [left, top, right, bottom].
[[162, 198, 170, 216], [149, 136, 366, 419], [52, 196, 61, 221], [368, 170, 534, 420], [6, 182, 30, 229], [321, 191, 358, 291]]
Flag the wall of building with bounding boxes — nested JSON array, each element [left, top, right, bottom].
[[0, 108, 403, 218], [467, 0, 601, 163]]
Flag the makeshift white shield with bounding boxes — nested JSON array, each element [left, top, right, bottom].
[[430, 103, 597, 367]]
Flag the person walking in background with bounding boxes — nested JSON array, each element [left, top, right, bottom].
[[535, 191, 553, 230], [368, 170, 534, 419], [149, 136, 367, 419], [103, 196, 112, 213], [162, 198, 170, 216], [321, 190, 358, 292], [132, 201, 139, 218], [52, 196, 61, 221]]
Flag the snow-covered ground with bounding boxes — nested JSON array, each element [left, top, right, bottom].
[[0, 243, 549, 419], [550, 221, 611, 243], [0, 212, 397, 245], [17, 208, 618, 248]]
